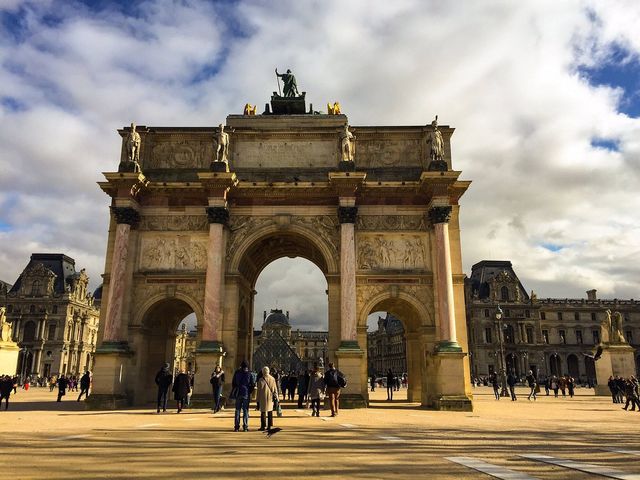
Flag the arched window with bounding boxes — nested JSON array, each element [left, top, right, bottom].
[[23, 321, 37, 342], [501, 286, 509, 301], [504, 324, 515, 343], [31, 280, 41, 296], [29, 305, 35, 313]]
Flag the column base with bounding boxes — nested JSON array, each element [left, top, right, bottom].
[[96, 341, 132, 354], [338, 340, 361, 350], [424, 350, 473, 411], [86, 347, 134, 409], [434, 340, 462, 353], [194, 345, 225, 404], [85, 394, 129, 410], [334, 345, 367, 408], [196, 340, 224, 353], [430, 395, 473, 412]]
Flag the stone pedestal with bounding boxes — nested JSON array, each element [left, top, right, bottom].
[[86, 347, 133, 409], [0, 340, 19, 375], [191, 345, 225, 407], [425, 351, 472, 411], [335, 347, 367, 408], [594, 344, 637, 396]]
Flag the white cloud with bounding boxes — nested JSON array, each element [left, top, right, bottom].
[[1, 1, 639, 330]]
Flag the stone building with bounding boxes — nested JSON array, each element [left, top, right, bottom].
[[174, 324, 197, 373], [253, 308, 328, 371], [367, 313, 407, 376], [5, 254, 100, 378], [465, 260, 640, 382]]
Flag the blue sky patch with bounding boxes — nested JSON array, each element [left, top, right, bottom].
[[578, 43, 640, 118], [1, 96, 26, 112], [541, 243, 564, 252], [591, 138, 619, 152], [0, 220, 12, 232]]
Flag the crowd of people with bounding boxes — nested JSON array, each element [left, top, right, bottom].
[[608, 376, 640, 411], [154, 361, 347, 432], [368, 371, 408, 400], [0, 371, 92, 410]]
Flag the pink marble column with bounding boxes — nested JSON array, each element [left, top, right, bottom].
[[103, 207, 139, 343], [430, 206, 461, 351], [339, 206, 358, 346], [202, 207, 229, 349]]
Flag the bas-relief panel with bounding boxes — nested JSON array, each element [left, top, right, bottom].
[[231, 139, 337, 168], [146, 140, 213, 169], [356, 138, 423, 168], [139, 215, 208, 232], [357, 234, 429, 271], [139, 235, 208, 271]]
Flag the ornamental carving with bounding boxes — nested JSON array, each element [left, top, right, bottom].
[[20, 263, 57, 297], [356, 285, 388, 308], [357, 234, 427, 270], [226, 216, 276, 260], [112, 207, 140, 227], [290, 215, 339, 252], [149, 140, 213, 169], [139, 215, 208, 232], [140, 236, 207, 271], [356, 215, 426, 231]]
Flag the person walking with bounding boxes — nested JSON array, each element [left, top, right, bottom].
[[490, 372, 500, 400], [307, 364, 325, 417], [567, 376, 575, 398], [551, 376, 559, 397], [323, 362, 346, 417], [507, 371, 517, 401], [622, 377, 640, 412], [56, 375, 68, 402], [297, 370, 310, 408], [172, 369, 191, 413], [0, 375, 13, 410], [77, 371, 91, 402], [525, 370, 537, 401], [155, 363, 173, 413], [210, 365, 225, 413], [370, 375, 376, 392], [386, 369, 395, 401], [257, 366, 279, 431], [231, 360, 254, 432]]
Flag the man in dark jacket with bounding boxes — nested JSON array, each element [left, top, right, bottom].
[[172, 369, 191, 413], [232, 360, 255, 431], [297, 370, 310, 408], [77, 371, 91, 402], [386, 369, 395, 401], [507, 371, 517, 401], [0, 375, 13, 410], [324, 363, 346, 417], [525, 370, 537, 401], [155, 363, 173, 413], [57, 375, 68, 402]]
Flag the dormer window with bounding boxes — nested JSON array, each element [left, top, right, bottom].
[[31, 280, 41, 296], [500, 286, 509, 301]]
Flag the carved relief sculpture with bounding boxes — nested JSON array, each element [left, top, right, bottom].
[[357, 235, 427, 270], [340, 124, 355, 162], [141, 237, 207, 271]]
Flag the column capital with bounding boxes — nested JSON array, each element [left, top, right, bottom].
[[338, 206, 358, 224], [206, 206, 230, 226], [428, 206, 452, 225], [111, 207, 140, 227]]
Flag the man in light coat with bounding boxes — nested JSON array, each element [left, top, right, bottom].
[[257, 366, 279, 431]]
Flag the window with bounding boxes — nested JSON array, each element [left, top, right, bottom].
[[485, 327, 492, 344], [574, 312, 580, 321], [526, 327, 534, 344], [31, 280, 41, 296], [29, 305, 35, 313], [559, 329, 566, 344], [52, 305, 58, 314], [505, 309, 511, 318], [504, 325, 515, 343], [484, 309, 489, 318], [626, 330, 633, 343], [525, 310, 530, 318], [591, 312, 596, 321], [576, 330, 583, 345], [501, 286, 510, 301], [558, 312, 563, 321], [23, 321, 37, 342], [47, 325, 56, 341], [541, 312, 546, 320], [592, 330, 600, 344], [542, 330, 549, 344]]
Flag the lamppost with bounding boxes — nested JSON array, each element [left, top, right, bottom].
[[495, 305, 509, 397], [321, 337, 327, 369], [20, 347, 31, 385]]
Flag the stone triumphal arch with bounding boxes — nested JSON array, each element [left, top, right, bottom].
[[90, 89, 472, 410]]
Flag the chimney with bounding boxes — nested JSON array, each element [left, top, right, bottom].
[[286, 310, 289, 318], [586, 289, 597, 301], [263, 311, 267, 321]]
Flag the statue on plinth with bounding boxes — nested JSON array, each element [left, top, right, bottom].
[[121, 122, 142, 173], [427, 115, 447, 171], [0, 306, 12, 342], [211, 124, 232, 172], [275, 68, 299, 97], [611, 311, 626, 343], [340, 124, 355, 162], [327, 102, 341, 115], [600, 310, 612, 344]]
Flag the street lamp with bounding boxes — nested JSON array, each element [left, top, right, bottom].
[[321, 337, 327, 369], [495, 305, 509, 397]]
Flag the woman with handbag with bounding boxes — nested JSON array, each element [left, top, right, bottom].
[[256, 366, 278, 431], [306, 364, 325, 417]]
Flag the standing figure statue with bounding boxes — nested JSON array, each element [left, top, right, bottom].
[[340, 124, 355, 162], [125, 123, 142, 172], [600, 309, 612, 344], [427, 115, 445, 163], [611, 311, 626, 343], [214, 124, 230, 164], [275, 68, 299, 97]]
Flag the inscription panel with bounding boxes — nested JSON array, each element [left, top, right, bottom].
[[232, 138, 337, 168]]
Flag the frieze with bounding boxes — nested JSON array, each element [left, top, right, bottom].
[[139, 215, 208, 232], [139, 235, 208, 271], [356, 138, 422, 168], [147, 140, 214, 169], [290, 215, 339, 252], [356, 215, 426, 231], [357, 234, 428, 270]]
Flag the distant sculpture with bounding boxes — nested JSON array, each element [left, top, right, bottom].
[[243, 103, 257, 115], [340, 124, 355, 162], [213, 124, 230, 164], [611, 311, 626, 343], [125, 123, 142, 172], [600, 310, 612, 344], [275, 68, 299, 97], [530, 290, 537, 303], [0, 306, 11, 342], [427, 115, 444, 163], [327, 102, 341, 115]]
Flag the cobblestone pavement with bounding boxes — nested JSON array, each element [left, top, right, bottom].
[[0, 386, 638, 479]]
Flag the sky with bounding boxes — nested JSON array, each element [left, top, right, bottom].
[[1, 0, 639, 332]]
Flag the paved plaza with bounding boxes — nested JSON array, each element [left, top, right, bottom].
[[1, 386, 639, 479]]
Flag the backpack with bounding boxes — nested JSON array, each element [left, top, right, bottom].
[[337, 373, 347, 388]]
